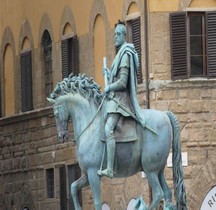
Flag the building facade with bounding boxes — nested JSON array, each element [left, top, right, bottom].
[[0, 0, 216, 209]]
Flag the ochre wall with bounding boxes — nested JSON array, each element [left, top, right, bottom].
[[104, 0, 124, 29], [4, 45, 15, 116], [94, 15, 106, 88], [127, 2, 139, 14], [149, 0, 179, 12], [190, 0, 216, 7]]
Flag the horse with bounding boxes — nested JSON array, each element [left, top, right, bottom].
[[47, 74, 188, 210]]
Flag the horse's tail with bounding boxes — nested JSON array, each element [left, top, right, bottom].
[[166, 111, 188, 210]]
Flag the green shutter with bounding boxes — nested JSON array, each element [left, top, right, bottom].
[[72, 35, 79, 76], [132, 17, 143, 84], [59, 165, 67, 210], [61, 39, 70, 79], [62, 36, 79, 79], [68, 164, 82, 210], [206, 12, 216, 78], [170, 12, 188, 80], [21, 51, 33, 112]]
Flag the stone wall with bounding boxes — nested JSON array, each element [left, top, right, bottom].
[[1, 82, 215, 210], [149, 79, 216, 209], [0, 107, 79, 210], [0, 104, 155, 210], [145, 10, 216, 209]]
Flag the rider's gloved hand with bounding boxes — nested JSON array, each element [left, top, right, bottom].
[[102, 67, 110, 79]]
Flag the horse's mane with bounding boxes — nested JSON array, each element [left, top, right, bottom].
[[50, 73, 103, 105]]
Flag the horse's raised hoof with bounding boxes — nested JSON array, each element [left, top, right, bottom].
[[97, 168, 114, 178]]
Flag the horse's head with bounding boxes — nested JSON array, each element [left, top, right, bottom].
[[48, 73, 103, 143], [47, 97, 70, 143]]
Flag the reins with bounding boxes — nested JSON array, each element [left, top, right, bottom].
[[72, 95, 106, 144]]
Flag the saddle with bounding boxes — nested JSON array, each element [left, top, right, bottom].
[[101, 116, 138, 143]]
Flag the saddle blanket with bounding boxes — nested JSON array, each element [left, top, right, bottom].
[[101, 116, 137, 143]]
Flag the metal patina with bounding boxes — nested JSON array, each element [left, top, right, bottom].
[[48, 22, 188, 210]]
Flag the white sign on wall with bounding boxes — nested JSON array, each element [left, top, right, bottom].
[[167, 152, 188, 167], [200, 186, 216, 210]]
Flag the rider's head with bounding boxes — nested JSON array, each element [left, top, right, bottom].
[[114, 21, 126, 48]]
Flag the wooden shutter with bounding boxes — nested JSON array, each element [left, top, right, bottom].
[[206, 12, 216, 78], [61, 38, 70, 79], [72, 35, 79, 76], [46, 168, 55, 198], [21, 51, 33, 112], [44, 45, 53, 97], [59, 166, 67, 210], [68, 164, 82, 210], [0, 89, 2, 117], [62, 36, 79, 79], [170, 13, 188, 80], [132, 17, 143, 84]]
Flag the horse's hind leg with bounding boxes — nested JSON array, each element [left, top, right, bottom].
[[158, 168, 172, 203], [146, 172, 164, 210], [159, 169, 175, 209], [71, 174, 89, 210]]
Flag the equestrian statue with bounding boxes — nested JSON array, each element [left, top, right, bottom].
[[47, 21, 188, 210]]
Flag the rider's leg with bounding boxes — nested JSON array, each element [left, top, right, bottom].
[[98, 113, 120, 178], [100, 134, 115, 178]]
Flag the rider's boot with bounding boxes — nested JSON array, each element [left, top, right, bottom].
[[98, 135, 115, 178]]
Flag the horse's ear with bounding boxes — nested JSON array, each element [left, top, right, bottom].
[[47, 97, 56, 105]]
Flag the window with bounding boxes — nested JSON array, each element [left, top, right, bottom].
[[0, 90, 1, 117], [61, 36, 79, 79], [170, 11, 216, 80], [67, 164, 82, 210], [127, 17, 143, 84], [46, 168, 54, 198], [189, 13, 206, 76], [59, 166, 67, 210], [20, 51, 33, 112], [42, 30, 53, 98]]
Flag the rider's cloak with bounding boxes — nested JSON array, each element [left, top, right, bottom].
[[109, 42, 146, 128]]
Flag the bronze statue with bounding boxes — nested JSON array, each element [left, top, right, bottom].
[[48, 22, 188, 210], [97, 22, 147, 178]]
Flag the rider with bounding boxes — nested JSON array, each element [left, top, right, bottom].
[[97, 21, 146, 178]]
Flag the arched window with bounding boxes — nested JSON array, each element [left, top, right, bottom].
[[42, 30, 53, 98]]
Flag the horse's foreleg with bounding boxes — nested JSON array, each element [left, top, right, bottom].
[[71, 174, 89, 210], [87, 169, 102, 210], [146, 172, 164, 210]]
